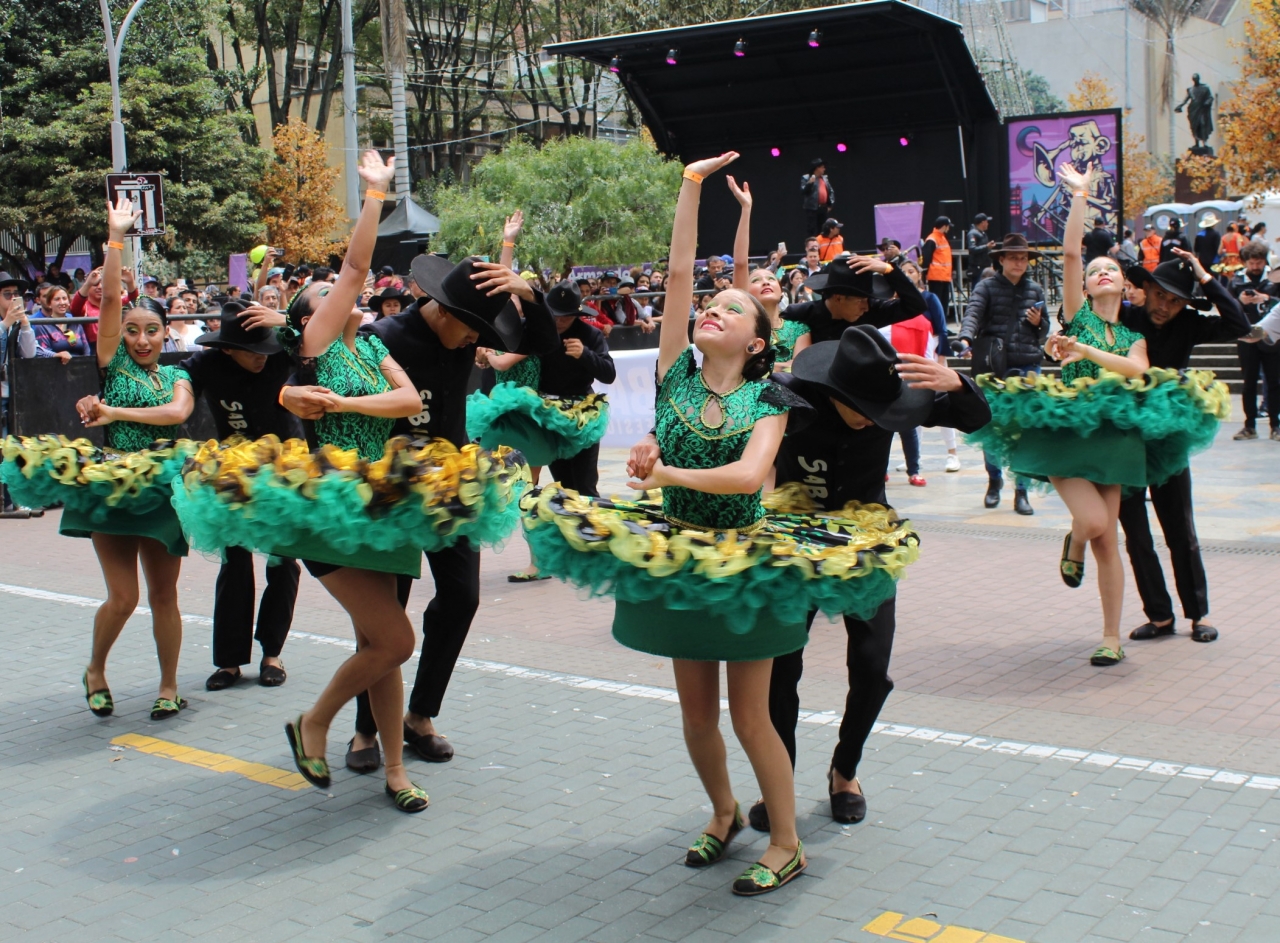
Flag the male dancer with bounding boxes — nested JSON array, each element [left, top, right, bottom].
[[1118, 251, 1249, 644], [182, 302, 303, 691], [284, 255, 557, 770], [783, 255, 927, 349]]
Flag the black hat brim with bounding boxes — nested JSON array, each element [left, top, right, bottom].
[[791, 340, 936, 433], [411, 255, 523, 349], [195, 332, 284, 355], [0, 276, 27, 291], [1147, 273, 1212, 310]]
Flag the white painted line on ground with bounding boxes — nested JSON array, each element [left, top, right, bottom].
[[4, 581, 1276, 792]]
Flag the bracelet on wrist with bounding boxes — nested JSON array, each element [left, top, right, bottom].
[[682, 169, 704, 184], [502, 241, 516, 248], [106, 240, 124, 250], [1072, 190, 1086, 198], [365, 189, 386, 201]]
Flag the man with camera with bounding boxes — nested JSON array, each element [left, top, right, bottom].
[[1229, 241, 1280, 441]]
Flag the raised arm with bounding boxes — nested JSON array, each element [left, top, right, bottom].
[[659, 152, 739, 382], [97, 197, 143, 367], [300, 151, 396, 357], [1058, 160, 1093, 322], [728, 175, 751, 291], [500, 211, 523, 271]]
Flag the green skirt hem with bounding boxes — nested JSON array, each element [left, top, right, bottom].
[[612, 600, 807, 661]]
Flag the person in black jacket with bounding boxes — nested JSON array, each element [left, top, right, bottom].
[[957, 233, 1048, 515], [182, 302, 304, 692], [1118, 251, 1250, 645], [800, 158, 834, 241], [1159, 219, 1191, 263], [782, 255, 926, 357], [1228, 241, 1280, 440]]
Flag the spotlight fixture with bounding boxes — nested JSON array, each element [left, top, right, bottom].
[[836, 142, 848, 153], [734, 39, 747, 57], [609, 55, 621, 73], [665, 48, 678, 65], [807, 29, 822, 48], [770, 147, 781, 157], [898, 133, 913, 147]]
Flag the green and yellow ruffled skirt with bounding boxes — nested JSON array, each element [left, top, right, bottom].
[[520, 483, 920, 661], [171, 435, 529, 578], [467, 383, 609, 467], [967, 368, 1230, 489], [1, 435, 192, 555]]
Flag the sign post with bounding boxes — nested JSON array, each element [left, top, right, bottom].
[[105, 173, 167, 237]]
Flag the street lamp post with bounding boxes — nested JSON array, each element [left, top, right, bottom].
[[98, 0, 147, 269]]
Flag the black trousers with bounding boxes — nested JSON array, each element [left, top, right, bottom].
[[212, 546, 300, 668], [805, 205, 833, 241], [928, 279, 952, 316], [1238, 341, 1280, 431], [354, 541, 480, 736], [1118, 467, 1209, 623], [550, 442, 601, 497], [767, 597, 896, 782]]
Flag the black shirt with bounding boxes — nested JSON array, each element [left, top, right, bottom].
[[1119, 277, 1250, 369], [1229, 272, 1280, 325], [538, 318, 616, 397], [772, 372, 992, 509], [781, 266, 926, 344], [1083, 227, 1116, 262], [180, 349, 303, 441], [1159, 234, 1191, 263]]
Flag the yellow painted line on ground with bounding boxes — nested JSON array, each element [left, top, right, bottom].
[[863, 911, 1026, 943], [111, 734, 310, 791]]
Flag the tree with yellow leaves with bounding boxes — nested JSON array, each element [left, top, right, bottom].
[[256, 120, 350, 265], [1215, 0, 1280, 197], [1068, 72, 1173, 217]]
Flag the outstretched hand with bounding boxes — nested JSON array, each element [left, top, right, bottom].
[[849, 254, 893, 276], [357, 149, 396, 191], [106, 195, 142, 241], [726, 175, 752, 210], [684, 152, 739, 181], [1057, 160, 1093, 195], [895, 353, 962, 391], [471, 260, 533, 301], [238, 304, 287, 330], [503, 210, 524, 243]]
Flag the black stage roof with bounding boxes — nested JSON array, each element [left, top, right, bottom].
[[547, 1, 998, 155]]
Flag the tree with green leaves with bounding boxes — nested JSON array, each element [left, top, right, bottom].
[[433, 136, 682, 273], [1023, 70, 1065, 115]]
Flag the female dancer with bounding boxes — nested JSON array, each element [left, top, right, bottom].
[[4, 197, 195, 719], [522, 154, 919, 894], [970, 162, 1228, 665], [727, 176, 809, 369]]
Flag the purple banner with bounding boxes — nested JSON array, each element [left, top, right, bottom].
[[228, 253, 250, 294], [1006, 109, 1122, 242], [874, 202, 925, 261]]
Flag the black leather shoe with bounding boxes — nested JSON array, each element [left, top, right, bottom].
[[984, 482, 1001, 509], [258, 662, 287, 687], [345, 737, 382, 773], [1014, 489, 1034, 516], [1191, 622, 1219, 643], [828, 768, 867, 824], [404, 725, 454, 762], [205, 667, 241, 691], [1129, 619, 1176, 640], [747, 799, 770, 833]]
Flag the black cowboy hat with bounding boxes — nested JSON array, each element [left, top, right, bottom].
[[0, 271, 29, 292], [1124, 266, 1150, 288], [368, 287, 411, 314], [791, 325, 935, 432], [988, 233, 1042, 260], [410, 254, 523, 349], [803, 257, 887, 299], [1148, 258, 1212, 310], [195, 301, 283, 355], [810, 157, 826, 169], [544, 279, 590, 317]]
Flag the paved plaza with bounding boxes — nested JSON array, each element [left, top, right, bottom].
[[1, 420, 1279, 942]]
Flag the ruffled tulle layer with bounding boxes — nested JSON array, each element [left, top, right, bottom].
[[467, 383, 609, 465], [520, 483, 920, 630], [172, 435, 529, 561], [1, 435, 193, 522], [967, 368, 1229, 488]]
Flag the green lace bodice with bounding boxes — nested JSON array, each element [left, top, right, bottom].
[[310, 334, 395, 460], [1062, 302, 1145, 383], [496, 354, 540, 389], [654, 348, 798, 530], [771, 319, 809, 365], [101, 344, 191, 452]]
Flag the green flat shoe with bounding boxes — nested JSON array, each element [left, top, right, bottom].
[[731, 841, 806, 896], [83, 670, 114, 718], [685, 803, 744, 867], [149, 695, 187, 720], [284, 715, 331, 788], [1060, 534, 1084, 588], [385, 782, 430, 813], [1090, 645, 1125, 666]]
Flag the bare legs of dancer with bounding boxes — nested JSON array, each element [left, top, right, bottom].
[[1052, 477, 1124, 650]]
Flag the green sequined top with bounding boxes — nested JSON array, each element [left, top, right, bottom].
[[304, 333, 395, 460], [496, 354, 540, 389], [655, 348, 804, 531], [1062, 302, 1145, 383], [101, 344, 191, 452], [771, 319, 810, 365]]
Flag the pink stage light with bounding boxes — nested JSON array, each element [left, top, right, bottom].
[[770, 147, 781, 157], [807, 29, 821, 48], [836, 142, 847, 153], [899, 136, 910, 147]]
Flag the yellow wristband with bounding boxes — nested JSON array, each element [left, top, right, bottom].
[[278, 386, 288, 407], [106, 241, 124, 250], [366, 189, 386, 201], [502, 241, 516, 248], [683, 170, 704, 184]]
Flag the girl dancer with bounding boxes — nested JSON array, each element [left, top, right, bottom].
[[521, 154, 918, 895], [970, 162, 1228, 665], [3, 197, 195, 719]]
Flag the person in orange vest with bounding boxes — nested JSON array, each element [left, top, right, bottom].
[[815, 219, 844, 261], [920, 216, 954, 313], [1139, 223, 1162, 272]]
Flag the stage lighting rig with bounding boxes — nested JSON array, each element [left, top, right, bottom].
[[807, 29, 822, 48], [734, 39, 747, 57], [609, 56, 621, 73]]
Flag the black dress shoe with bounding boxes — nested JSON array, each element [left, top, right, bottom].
[[828, 767, 867, 824], [205, 667, 242, 691], [258, 662, 287, 687], [1129, 619, 1176, 640], [1191, 622, 1219, 643], [404, 725, 454, 762], [1014, 489, 1034, 516], [345, 737, 382, 773], [984, 482, 1001, 509], [747, 799, 770, 832]]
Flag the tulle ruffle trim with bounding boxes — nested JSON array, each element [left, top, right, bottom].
[[466, 383, 609, 457]]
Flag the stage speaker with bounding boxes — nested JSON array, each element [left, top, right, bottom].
[[938, 200, 965, 247]]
